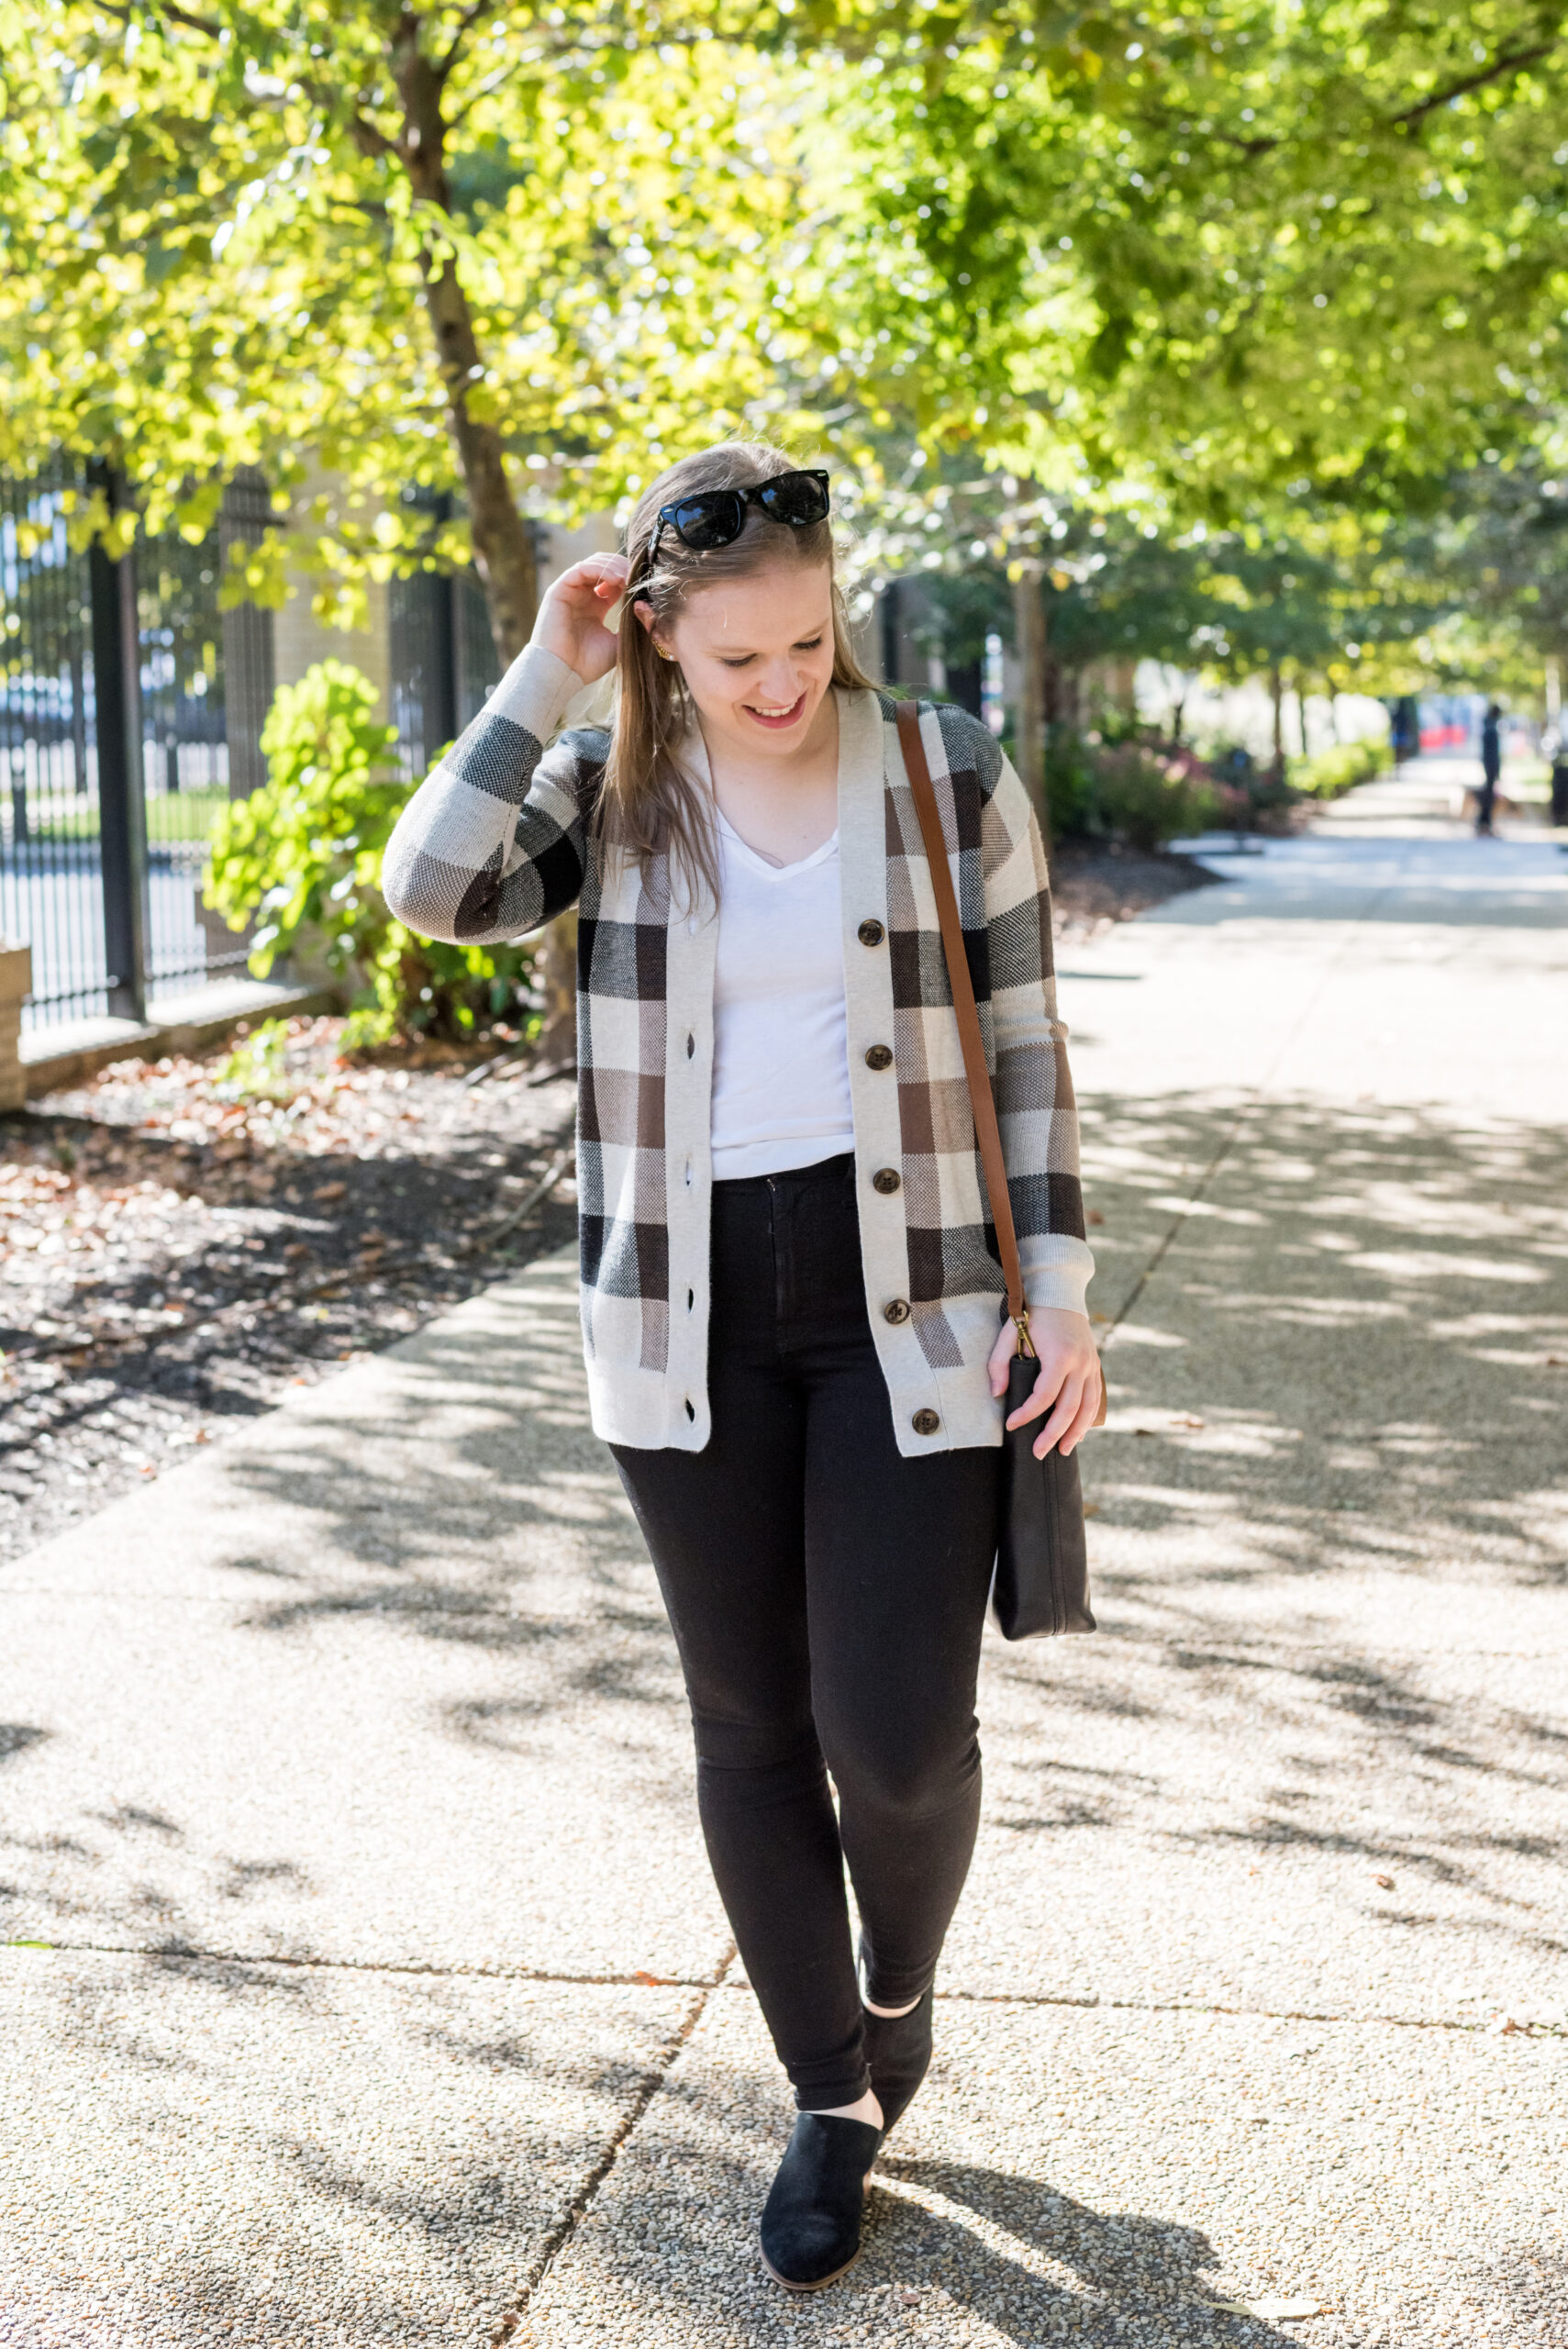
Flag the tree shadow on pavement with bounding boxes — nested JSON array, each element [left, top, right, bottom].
[[543, 2083, 1307, 2349], [873, 2153, 1300, 2348], [200, 1088, 1566, 1685]]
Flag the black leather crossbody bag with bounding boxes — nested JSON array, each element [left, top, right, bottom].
[[895, 700, 1102, 1639]]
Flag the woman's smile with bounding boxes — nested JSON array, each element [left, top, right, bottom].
[[743, 690, 809, 730]]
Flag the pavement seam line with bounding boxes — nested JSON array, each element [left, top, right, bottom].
[[486, 1939, 739, 2347], [0, 1936, 724, 1988], [1102, 1100, 1252, 1339], [932, 1987, 1562, 2035], [11, 1938, 1550, 2040]]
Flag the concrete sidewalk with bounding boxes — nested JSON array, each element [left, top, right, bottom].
[[3, 802, 1565, 2348]]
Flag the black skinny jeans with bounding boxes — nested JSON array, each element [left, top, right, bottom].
[[612, 1153, 1001, 2111]]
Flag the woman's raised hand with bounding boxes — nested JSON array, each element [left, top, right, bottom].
[[987, 1306, 1103, 1460], [532, 551, 630, 686]]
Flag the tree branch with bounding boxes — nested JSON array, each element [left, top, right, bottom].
[[1388, 41, 1559, 129], [343, 106, 401, 160], [443, 57, 529, 132], [158, 0, 225, 34], [91, 0, 222, 35], [1141, 33, 1562, 165], [432, 0, 502, 85]]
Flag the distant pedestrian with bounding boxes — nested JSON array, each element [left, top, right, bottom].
[[1549, 731, 1568, 829], [383, 441, 1103, 2293], [1477, 701, 1502, 834]]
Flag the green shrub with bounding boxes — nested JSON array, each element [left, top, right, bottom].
[[1041, 725, 1099, 840], [204, 661, 537, 1049], [1049, 731, 1218, 850], [1289, 733, 1388, 799]]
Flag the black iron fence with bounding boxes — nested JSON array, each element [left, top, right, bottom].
[[0, 462, 499, 1039], [388, 488, 505, 782], [0, 460, 276, 1032], [0, 459, 102, 1028]]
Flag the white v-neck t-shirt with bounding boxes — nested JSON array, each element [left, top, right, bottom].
[[709, 809, 855, 1181]]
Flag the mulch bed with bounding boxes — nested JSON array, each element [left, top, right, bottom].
[[1048, 841, 1224, 937], [0, 846, 1211, 1563], [0, 1019, 578, 1564]]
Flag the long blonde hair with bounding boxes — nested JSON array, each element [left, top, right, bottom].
[[598, 440, 874, 895]]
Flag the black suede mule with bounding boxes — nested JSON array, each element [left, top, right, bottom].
[[759, 2113, 882, 2290], [862, 1984, 935, 2136]]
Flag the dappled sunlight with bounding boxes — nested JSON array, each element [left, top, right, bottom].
[[1073, 1088, 1567, 1619], [947, 1074, 1568, 2033], [3, 1946, 695, 2349]]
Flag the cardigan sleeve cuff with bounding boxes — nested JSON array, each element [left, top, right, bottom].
[[485, 641, 589, 749], [1017, 1232, 1095, 1320]]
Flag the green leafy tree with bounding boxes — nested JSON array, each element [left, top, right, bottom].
[[815, 1, 1568, 515], [1352, 457, 1568, 698], [0, 2, 851, 659]]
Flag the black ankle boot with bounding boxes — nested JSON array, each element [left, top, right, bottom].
[[759, 2113, 882, 2290], [862, 1986, 934, 2135]]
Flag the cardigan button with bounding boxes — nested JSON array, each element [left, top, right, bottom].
[[912, 1408, 940, 1436], [864, 1043, 893, 1071], [884, 1297, 911, 1325], [872, 1166, 901, 1195], [857, 918, 885, 947]]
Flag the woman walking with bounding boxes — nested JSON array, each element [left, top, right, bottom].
[[383, 441, 1100, 2290]]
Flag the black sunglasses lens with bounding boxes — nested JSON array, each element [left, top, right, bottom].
[[670, 492, 747, 550], [756, 473, 830, 527]]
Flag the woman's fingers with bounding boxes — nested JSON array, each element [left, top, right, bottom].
[[566, 552, 628, 596], [531, 552, 632, 683], [1047, 1372, 1098, 1446], [986, 1320, 1018, 1398], [1004, 1358, 1069, 1430], [546, 553, 628, 611], [995, 1312, 1102, 1455], [1003, 1357, 1097, 1456], [1029, 1375, 1088, 1460]]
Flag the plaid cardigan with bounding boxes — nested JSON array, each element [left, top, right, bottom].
[[383, 643, 1094, 1456]]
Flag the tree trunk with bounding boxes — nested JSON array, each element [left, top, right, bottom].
[[394, 22, 573, 1053], [1270, 667, 1285, 780], [1012, 558, 1049, 838], [1297, 676, 1312, 759], [394, 28, 537, 666]]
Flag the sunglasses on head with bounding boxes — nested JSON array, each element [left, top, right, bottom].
[[647, 468, 830, 564]]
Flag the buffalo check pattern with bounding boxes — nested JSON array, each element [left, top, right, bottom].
[[383, 643, 1093, 1458], [883, 701, 1085, 1371]]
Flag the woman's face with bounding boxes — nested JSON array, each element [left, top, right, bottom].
[[647, 561, 837, 762]]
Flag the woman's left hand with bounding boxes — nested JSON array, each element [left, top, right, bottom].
[[987, 1307, 1103, 1460]]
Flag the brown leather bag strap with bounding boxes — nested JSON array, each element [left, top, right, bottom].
[[895, 699, 1032, 1345]]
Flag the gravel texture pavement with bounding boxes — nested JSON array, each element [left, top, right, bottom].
[[0, 1253, 728, 1984], [2, 800, 1564, 2347], [0, 1954, 697, 2349], [519, 1985, 1566, 2349]]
